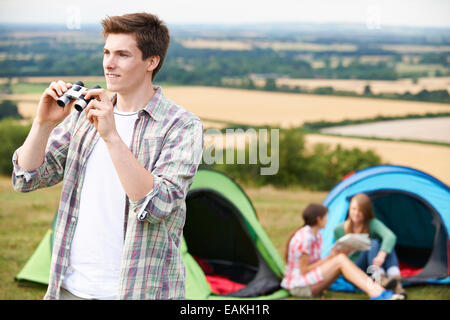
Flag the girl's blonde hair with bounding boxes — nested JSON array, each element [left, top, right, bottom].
[[345, 193, 375, 234]]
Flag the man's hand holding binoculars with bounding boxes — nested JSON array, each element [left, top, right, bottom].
[[36, 80, 74, 128], [35, 80, 114, 141]]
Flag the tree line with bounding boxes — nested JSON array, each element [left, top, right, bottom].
[[226, 80, 450, 104], [1, 35, 448, 82], [200, 128, 382, 190]]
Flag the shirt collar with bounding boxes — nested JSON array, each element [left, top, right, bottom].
[[303, 225, 320, 240], [110, 86, 163, 122]]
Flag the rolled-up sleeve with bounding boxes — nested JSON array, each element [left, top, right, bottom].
[[130, 119, 204, 224], [11, 112, 75, 192], [371, 218, 397, 254]]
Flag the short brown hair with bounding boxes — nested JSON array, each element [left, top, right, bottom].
[[302, 204, 328, 227], [284, 204, 328, 262], [101, 12, 170, 81]]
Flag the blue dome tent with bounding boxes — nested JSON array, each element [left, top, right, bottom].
[[321, 165, 449, 291]]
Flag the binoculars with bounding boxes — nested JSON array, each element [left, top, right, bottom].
[[57, 80, 101, 112]]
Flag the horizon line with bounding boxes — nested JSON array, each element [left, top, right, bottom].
[[0, 21, 449, 30]]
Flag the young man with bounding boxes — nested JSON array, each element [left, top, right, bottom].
[[12, 13, 204, 300]]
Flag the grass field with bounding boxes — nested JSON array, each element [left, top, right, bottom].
[[1, 81, 449, 300], [1, 176, 449, 300]]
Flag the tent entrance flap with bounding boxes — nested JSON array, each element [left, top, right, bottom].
[[365, 190, 449, 281], [184, 189, 281, 297]]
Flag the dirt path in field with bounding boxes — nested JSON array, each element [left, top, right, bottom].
[[321, 117, 450, 143]]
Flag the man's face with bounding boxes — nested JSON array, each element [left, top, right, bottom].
[[103, 33, 151, 93]]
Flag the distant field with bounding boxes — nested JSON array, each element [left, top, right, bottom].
[[305, 134, 450, 185], [380, 44, 450, 53], [275, 77, 450, 95], [179, 39, 450, 54], [5, 76, 106, 84], [4, 82, 450, 186], [203, 129, 450, 185], [321, 117, 450, 144], [395, 63, 449, 77], [181, 39, 252, 50], [17, 102, 38, 119], [162, 86, 450, 128], [4, 85, 450, 125], [180, 39, 357, 52], [0, 78, 107, 94]]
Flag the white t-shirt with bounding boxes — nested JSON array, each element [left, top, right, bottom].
[[62, 108, 139, 300]]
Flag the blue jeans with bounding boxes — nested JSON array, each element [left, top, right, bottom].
[[355, 239, 399, 274]]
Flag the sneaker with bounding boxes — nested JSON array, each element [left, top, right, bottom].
[[393, 277, 408, 300], [380, 274, 398, 291], [395, 292, 407, 300], [370, 290, 403, 300]]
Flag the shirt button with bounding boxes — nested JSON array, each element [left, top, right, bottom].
[[71, 217, 76, 223], [66, 245, 70, 250]]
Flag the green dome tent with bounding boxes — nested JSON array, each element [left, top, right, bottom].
[[16, 169, 289, 300]]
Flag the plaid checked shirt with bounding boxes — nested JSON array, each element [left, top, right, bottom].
[[12, 86, 204, 300]]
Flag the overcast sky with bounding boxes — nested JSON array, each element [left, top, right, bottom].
[[0, 0, 449, 28]]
